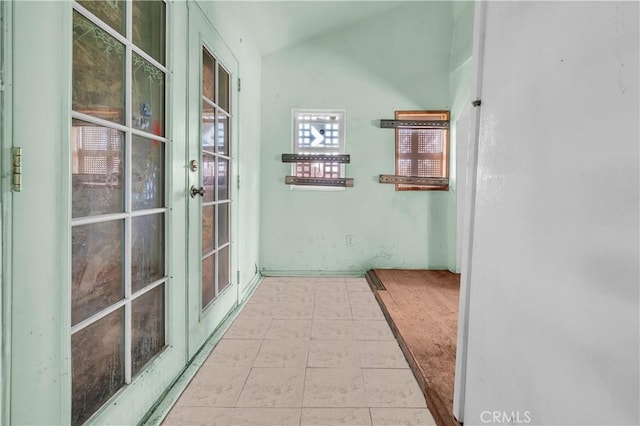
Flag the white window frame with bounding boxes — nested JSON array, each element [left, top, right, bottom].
[[291, 109, 346, 191]]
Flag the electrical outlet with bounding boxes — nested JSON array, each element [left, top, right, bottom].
[[346, 234, 355, 247]]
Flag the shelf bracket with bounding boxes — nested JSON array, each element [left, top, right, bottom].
[[281, 154, 350, 163], [379, 175, 448, 187], [285, 176, 354, 187], [379, 119, 449, 129]]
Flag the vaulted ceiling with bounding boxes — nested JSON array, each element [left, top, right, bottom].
[[211, 1, 410, 56]]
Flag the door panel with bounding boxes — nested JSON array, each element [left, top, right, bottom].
[[187, 3, 238, 358], [8, 2, 72, 423], [70, 0, 171, 421], [6, 1, 189, 424]]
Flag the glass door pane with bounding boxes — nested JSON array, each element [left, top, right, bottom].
[[201, 47, 231, 309], [71, 1, 168, 423]]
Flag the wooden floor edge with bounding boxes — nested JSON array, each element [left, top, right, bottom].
[[365, 269, 386, 290], [365, 269, 461, 426]]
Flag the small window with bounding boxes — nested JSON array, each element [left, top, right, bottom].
[[395, 110, 449, 191], [292, 110, 345, 184]]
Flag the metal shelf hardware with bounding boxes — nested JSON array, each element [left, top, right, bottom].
[[379, 119, 449, 129], [281, 154, 351, 163], [379, 175, 449, 186], [285, 176, 354, 187]]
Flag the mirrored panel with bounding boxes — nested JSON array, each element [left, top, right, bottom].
[[132, 52, 165, 135], [132, 214, 165, 292], [132, 284, 165, 376], [73, 11, 125, 123], [72, 220, 124, 326], [77, 0, 125, 35], [217, 245, 230, 294], [132, 0, 166, 65], [72, 120, 124, 218], [217, 202, 229, 247], [202, 205, 215, 255], [132, 135, 165, 210], [72, 308, 124, 426], [202, 254, 215, 308]]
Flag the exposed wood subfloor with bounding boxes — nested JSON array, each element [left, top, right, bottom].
[[366, 269, 460, 426]]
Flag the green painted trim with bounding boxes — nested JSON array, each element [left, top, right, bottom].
[[260, 270, 366, 278], [0, 1, 12, 424], [140, 273, 262, 426], [240, 272, 264, 302]]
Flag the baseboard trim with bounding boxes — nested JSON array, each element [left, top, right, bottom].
[[260, 269, 366, 277], [240, 272, 262, 302]]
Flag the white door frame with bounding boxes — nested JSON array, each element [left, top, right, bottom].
[[453, 1, 487, 422]]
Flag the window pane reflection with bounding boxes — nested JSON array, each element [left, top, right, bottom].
[[217, 113, 229, 156], [132, 135, 165, 210], [77, 0, 125, 35], [132, 285, 165, 376], [72, 120, 124, 218], [202, 102, 215, 150], [202, 152, 216, 203], [202, 255, 215, 308], [217, 158, 229, 201], [218, 245, 230, 294], [202, 205, 215, 255], [72, 308, 124, 426], [72, 221, 124, 326], [218, 203, 229, 247], [132, 0, 166, 65], [132, 214, 165, 292], [217, 65, 229, 112], [132, 52, 165, 135], [73, 11, 125, 124], [202, 50, 215, 102]]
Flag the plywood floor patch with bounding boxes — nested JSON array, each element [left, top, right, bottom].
[[366, 269, 461, 426]]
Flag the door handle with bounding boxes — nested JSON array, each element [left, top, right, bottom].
[[190, 186, 206, 198]]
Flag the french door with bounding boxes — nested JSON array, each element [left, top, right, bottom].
[[186, 3, 239, 358], [6, 1, 188, 424], [70, 0, 171, 423]]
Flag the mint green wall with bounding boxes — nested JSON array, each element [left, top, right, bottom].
[[447, 1, 474, 271], [259, 2, 455, 275], [195, 1, 263, 297]]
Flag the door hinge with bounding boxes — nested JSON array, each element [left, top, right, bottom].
[[237, 175, 240, 190], [12, 147, 22, 192], [238, 77, 241, 92], [237, 270, 240, 284]]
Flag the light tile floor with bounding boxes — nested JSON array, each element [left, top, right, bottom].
[[163, 277, 436, 426]]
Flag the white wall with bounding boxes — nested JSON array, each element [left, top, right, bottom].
[[449, 0, 474, 272], [463, 2, 639, 425]]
